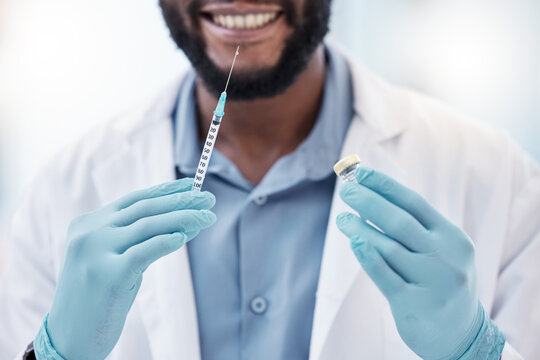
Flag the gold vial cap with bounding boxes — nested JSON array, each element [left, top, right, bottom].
[[333, 154, 361, 176]]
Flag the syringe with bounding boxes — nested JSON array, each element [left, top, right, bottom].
[[192, 46, 240, 191]]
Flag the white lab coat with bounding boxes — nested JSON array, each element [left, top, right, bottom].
[[0, 50, 538, 360]]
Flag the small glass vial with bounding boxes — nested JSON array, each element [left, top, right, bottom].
[[333, 154, 362, 182]]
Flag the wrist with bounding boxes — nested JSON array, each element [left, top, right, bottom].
[[444, 300, 485, 360], [457, 304, 506, 360], [33, 313, 66, 360]]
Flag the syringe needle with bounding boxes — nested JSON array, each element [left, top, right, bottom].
[[224, 45, 240, 93], [192, 46, 239, 191]]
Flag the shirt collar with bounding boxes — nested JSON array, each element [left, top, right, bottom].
[[173, 45, 354, 197]]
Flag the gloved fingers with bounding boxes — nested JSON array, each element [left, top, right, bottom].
[[113, 190, 215, 227], [353, 167, 446, 230], [340, 181, 432, 253], [117, 209, 216, 251], [337, 212, 422, 284], [350, 236, 408, 300], [123, 232, 187, 275], [112, 178, 194, 210]]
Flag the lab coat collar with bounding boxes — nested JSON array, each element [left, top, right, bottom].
[[309, 43, 410, 360], [333, 43, 411, 142]]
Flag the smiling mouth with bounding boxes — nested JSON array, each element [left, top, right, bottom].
[[201, 10, 282, 30], [207, 11, 281, 30]]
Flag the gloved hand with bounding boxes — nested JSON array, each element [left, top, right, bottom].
[[337, 167, 504, 360], [42, 178, 216, 360]]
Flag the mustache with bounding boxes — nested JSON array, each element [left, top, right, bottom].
[[187, 0, 297, 27]]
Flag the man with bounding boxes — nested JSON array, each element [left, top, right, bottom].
[[0, 0, 538, 359]]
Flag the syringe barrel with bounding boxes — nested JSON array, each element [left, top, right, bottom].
[[192, 113, 223, 191]]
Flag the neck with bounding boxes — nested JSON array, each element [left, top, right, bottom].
[[195, 45, 326, 185]]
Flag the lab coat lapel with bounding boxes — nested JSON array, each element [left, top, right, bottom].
[[310, 55, 410, 360], [91, 79, 201, 360]]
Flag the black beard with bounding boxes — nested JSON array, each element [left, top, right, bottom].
[[159, 0, 331, 100]]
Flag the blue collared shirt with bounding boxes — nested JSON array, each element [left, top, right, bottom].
[[173, 46, 353, 360]]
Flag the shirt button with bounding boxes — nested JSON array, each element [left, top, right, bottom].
[[250, 296, 268, 315], [253, 196, 268, 206]]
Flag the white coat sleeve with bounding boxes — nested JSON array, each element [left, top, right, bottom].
[[492, 144, 540, 359], [0, 172, 58, 360]]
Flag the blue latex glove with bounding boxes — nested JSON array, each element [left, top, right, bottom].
[[40, 178, 216, 360], [337, 167, 505, 360]]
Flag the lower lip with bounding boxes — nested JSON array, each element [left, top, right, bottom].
[[200, 14, 285, 44]]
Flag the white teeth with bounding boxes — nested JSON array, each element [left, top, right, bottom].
[[234, 15, 245, 29], [225, 15, 234, 28], [210, 12, 279, 30], [213, 15, 222, 27], [245, 14, 255, 29], [255, 13, 265, 26]]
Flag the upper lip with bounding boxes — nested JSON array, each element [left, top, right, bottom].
[[200, 3, 283, 16]]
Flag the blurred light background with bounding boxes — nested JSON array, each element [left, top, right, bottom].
[[1, 0, 539, 272]]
